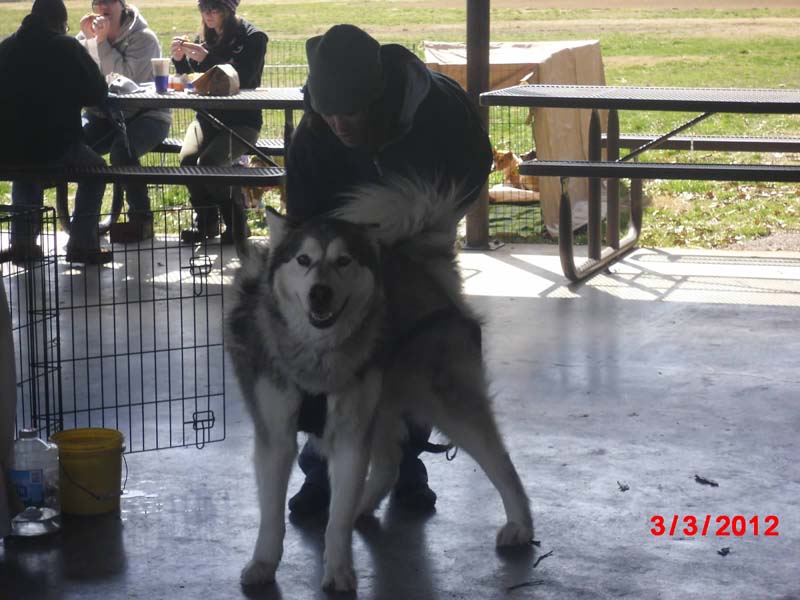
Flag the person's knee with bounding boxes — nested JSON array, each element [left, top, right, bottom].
[[196, 152, 225, 168], [108, 140, 139, 166]]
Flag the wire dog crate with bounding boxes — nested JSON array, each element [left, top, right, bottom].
[[2, 206, 226, 452], [1, 205, 62, 441]]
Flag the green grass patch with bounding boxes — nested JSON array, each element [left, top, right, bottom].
[[641, 182, 800, 247]]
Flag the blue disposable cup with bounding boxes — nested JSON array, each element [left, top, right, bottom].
[[155, 75, 169, 94]]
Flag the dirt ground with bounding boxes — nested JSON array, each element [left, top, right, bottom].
[[408, 0, 800, 7], [408, 18, 800, 40], [359, 0, 800, 40], [726, 229, 800, 251]]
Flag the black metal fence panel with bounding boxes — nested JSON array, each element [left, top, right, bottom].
[[2, 207, 226, 452]]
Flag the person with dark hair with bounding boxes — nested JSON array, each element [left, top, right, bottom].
[[76, 0, 171, 243], [170, 0, 267, 246], [0, 0, 112, 265], [284, 24, 493, 515]]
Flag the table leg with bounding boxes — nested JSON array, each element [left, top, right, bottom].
[[606, 109, 620, 249], [283, 109, 295, 151], [558, 179, 577, 281], [199, 109, 279, 167], [588, 109, 602, 260]]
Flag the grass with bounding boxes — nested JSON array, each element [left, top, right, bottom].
[[1, 2, 799, 247]]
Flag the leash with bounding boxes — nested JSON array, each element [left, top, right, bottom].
[[420, 440, 459, 461]]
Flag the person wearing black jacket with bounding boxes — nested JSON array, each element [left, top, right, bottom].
[[284, 24, 493, 516], [0, 0, 111, 265], [170, 0, 267, 245], [286, 25, 492, 220]]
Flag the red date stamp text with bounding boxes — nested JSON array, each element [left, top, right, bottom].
[[650, 515, 780, 537]]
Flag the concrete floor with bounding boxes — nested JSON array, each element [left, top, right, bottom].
[[2, 243, 799, 599]]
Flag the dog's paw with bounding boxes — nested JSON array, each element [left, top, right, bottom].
[[240, 559, 278, 586], [496, 521, 534, 547], [321, 561, 357, 592]]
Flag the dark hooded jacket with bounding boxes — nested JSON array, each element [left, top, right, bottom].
[[174, 18, 267, 130], [286, 44, 492, 221], [0, 14, 107, 164]]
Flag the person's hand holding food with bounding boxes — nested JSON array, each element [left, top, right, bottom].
[[170, 36, 188, 61], [79, 13, 101, 39], [171, 37, 208, 62]]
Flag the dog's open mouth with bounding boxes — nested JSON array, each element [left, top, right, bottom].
[[309, 297, 349, 329]]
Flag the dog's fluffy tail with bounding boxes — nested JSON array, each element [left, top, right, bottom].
[[331, 176, 464, 246]]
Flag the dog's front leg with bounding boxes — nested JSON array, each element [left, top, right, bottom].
[[241, 379, 301, 586], [320, 369, 381, 592]]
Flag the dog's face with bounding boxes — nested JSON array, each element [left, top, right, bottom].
[[266, 210, 380, 342], [492, 149, 518, 173]]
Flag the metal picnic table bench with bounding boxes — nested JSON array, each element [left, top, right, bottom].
[[0, 164, 286, 186], [480, 84, 800, 282]]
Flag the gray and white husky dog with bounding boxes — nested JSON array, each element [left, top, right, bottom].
[[226, 177, 533, 592]]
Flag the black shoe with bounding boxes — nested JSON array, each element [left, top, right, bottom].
[[288, 482, 330, 516], [393, 482, 437, 512], [65, 247, 113, 265], [0, 243, 43, 266], [180, 224, 220, 244], [110, 217, 154, 244]]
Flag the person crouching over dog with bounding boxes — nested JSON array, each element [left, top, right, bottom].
[[284, 24, 493, 515], [77, 0, 172, 243], [170, 0, 267, 246]]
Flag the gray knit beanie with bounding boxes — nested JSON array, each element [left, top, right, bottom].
[[306, 25, 384, 116]]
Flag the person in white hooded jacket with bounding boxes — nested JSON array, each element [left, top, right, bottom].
[[76, 0, 171, 242]]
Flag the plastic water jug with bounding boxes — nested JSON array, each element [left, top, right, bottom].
[[8, 429, 61, 536]]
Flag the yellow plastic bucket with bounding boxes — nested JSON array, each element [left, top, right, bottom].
[[50, 428, 125, 516]]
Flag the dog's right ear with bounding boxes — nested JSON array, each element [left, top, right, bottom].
[[265, 207, 288, 246]]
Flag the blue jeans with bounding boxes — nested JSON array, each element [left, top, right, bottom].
[[83, 113, 171, 218], [11, 143, 106, 251]]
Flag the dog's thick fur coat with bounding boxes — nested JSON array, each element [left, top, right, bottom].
[[226, 177, 533, 591]]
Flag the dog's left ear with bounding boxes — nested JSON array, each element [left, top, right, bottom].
[[266, 207, 288, 247]]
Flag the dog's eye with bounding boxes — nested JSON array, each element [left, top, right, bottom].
[[335, 255, 352, 268], [296, 254, 311, 267]]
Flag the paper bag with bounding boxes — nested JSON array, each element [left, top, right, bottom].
[[193, 64, 240, 96]]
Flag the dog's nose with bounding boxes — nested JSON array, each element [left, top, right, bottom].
[[309, 284, 333, 313]]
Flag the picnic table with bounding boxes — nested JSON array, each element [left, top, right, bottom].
[[110, 86, 305, 161], [480, 84, 800, 282], [1, 87, 305, 233], [101, 87, 305, 229]]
